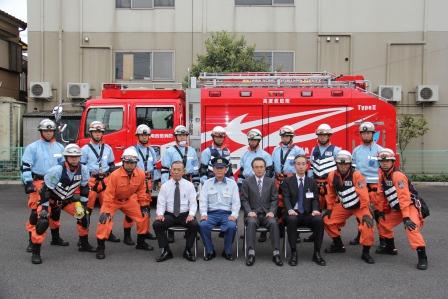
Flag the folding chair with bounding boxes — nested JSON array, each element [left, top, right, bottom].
[[167, 226, 198, 258]]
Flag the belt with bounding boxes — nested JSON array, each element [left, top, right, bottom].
[[91, 172, 110, 179], [32, 173, 44, 180]]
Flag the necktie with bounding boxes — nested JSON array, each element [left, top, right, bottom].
[[257, 179, 262, 196], [174, 181, 180, 217], [297, 178, 304, 214]]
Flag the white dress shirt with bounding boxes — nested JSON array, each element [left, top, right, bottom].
[[156, 178, 197, 216], [294, 174, 306, 210]]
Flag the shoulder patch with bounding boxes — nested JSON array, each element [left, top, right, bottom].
[[398, 180, 405, 189], [357, 180, 365, 189]]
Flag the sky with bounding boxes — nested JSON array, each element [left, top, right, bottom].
[[0, 0, 27, 42]]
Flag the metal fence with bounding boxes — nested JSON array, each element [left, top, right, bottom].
[[0, 148, 446, 180], [0, 147, 23, 180]]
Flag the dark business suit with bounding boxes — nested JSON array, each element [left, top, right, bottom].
[[281, 175, 324, 252], [241, 175, 280, 253]]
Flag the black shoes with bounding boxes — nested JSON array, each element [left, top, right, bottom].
[[107, 231, 120, 243], [183, 248, 196, 262], [312, 252, 326, 266], [26, 232, 33, 253], [417, 247, 428, 270], [203, 250, 216, 261], [375, 238, 398, 255], [31, 243, 42, 264], [96, 239, 106, 259], [221, 251, 234, 261], [50, 229, 69, 246], [325, 237, 346, 253], [135, 234, 154, 251], [156, 248, 173, 262], [123, 228, 135, 246], [78, 236, 96, 252], [272, 254, 283, 266], [288, 251, 298, 266], [246, 254, 255, 266]]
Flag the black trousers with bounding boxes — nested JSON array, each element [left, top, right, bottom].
[[153, 212, 198, 250], [285, 213, 324, 252]]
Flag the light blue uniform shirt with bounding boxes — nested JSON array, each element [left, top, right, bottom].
[[352, 142, 384, 183], [161, 145, 199, 184], [134, 144, 160, 181], [239, 147, 273, 178], [200, 177, 241, 218], [21, 139, 64, 183], [43, 164, 90, 206], [200, 146, 231, 184], [80, 142, 115, 175], [272, 144, 305, 175]]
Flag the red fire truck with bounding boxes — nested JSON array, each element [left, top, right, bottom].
[[77, 72, 396, 172]]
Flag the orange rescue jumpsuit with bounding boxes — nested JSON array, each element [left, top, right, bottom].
[[324, 169, 374, 246]]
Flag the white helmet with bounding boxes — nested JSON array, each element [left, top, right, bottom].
[[89, 121, 105, 132], [135, 124, 151, 135], [279, 125, 295, 136], [378, 148, 396, 161], [63, 144, 82, 157], [335, 150, 352, 164], [174, 125, 189, 136], [211, 126, 226, 137], [359, 121, 375, 133], [38, 119, 56, 131], [247, 128, 262, 140], [316, 124, 333, 135], [121, 147, 139, 163]]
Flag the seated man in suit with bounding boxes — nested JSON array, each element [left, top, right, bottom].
[[281, 155, 326, 266], [241, 157, 283, 266]]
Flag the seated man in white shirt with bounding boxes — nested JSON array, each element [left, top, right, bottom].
[[153, 161, 198, 262]]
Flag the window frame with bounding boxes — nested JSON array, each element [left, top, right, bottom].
[[114, 50, 175, 82], [235, 0, 294, 7], [135, 105, 176, 130], [116, 0, 175, 9], [84, 106, 125, 138], [254, 50, 295, 72]]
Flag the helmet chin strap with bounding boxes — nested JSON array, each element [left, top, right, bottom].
[[40, 132, 54, 142], [92, 136, 102, 143], [139, 139, 148, 145]]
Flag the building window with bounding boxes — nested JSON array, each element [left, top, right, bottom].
[[116, 0, 175, 9], [115, 51, 174, 81], [254, 51, 294, 72], [235, 0, 293, 6]]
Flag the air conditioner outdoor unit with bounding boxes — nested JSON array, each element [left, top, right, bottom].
[[378, 85, 401, 102], [416, 85, 438, 103], [30, 82, 52, 99], [67, 83, 90, 99]]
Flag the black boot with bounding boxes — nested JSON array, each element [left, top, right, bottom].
[[376, 237, 398, 255], [361, 246, 375, 264], [135, 234, 154, 251], [50, 228, 69, 246], [416, 247, 428, 270], [78, 236, 96, 252], [96, 239, 106, 259], [26, 232, 33, 253], [349, 231, 361, 245], [156, 247, 173, 262], [123, 228, 135, 246], [31, 243, 42, 264], [325, 237, 346, 253], [107, 231, 120, 243]]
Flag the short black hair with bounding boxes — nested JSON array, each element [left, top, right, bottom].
[[294, 154, 307, 162], [171, 160, 184, 168], [251, 157, 266, 167]]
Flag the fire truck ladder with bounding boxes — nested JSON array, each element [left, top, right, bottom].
[[196, 72, 362, 88]]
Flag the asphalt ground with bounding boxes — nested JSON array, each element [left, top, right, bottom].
[[0, 184, 447, 299]]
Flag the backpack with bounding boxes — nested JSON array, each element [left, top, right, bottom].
[[406, 176, 430, 219]]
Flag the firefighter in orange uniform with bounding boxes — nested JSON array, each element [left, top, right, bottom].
[[323, 150, 375, 264], [374, 148, 428, 270], [95, 147, 153, 259]]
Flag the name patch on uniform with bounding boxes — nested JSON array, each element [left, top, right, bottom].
[[385, 180, 393, 187], [74, 175, 82, 181], [344, 181, 353, 187], [325, 151, 333, 156], [306, 192, 314, 199]]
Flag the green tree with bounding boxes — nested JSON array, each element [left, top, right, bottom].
[[185, 31, 268, 85], [398, 115, 429, 170]]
